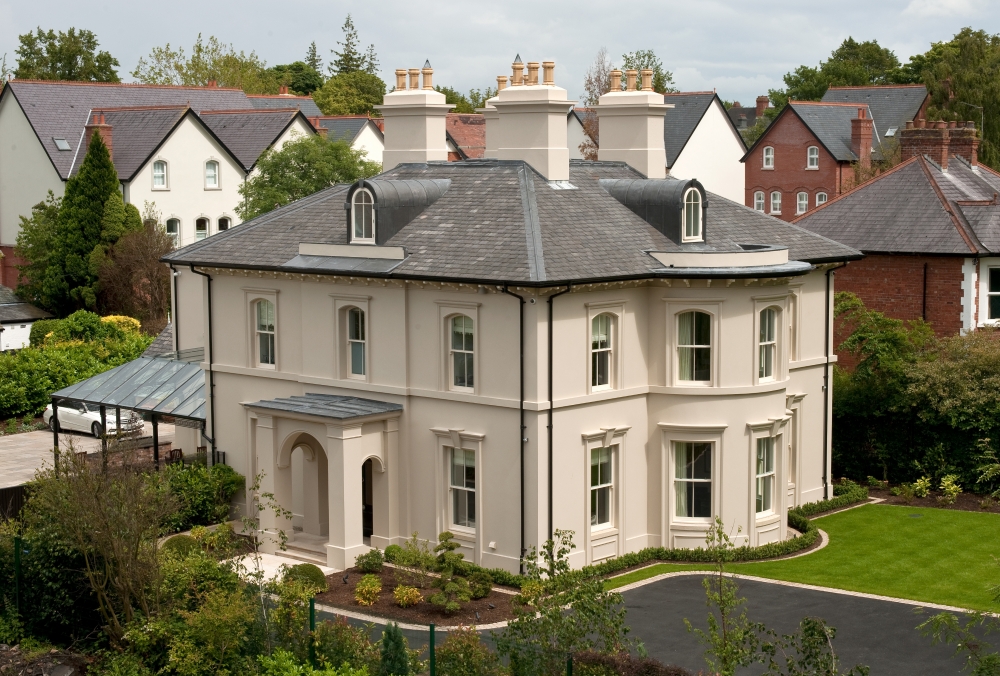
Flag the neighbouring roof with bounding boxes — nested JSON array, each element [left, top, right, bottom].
[[2, 80, 252, 179], [663, 92, 745, 167], [142, 323, 174, 358], [200, 109, 306, 170], [247, 94, 323, 117], [315, 116, 380, 145], [163, 159, 859, 283], [795, 155, 1000, 255], [244, 393, 402, 420], [76, 106, 189, 180], [446, 114, 487, 160], [0, 284, 52, 323], [52, 356, 206, 420], [727, 103, 766, 131], [788, 102, 880, 162], [821, 85, 928, 139]]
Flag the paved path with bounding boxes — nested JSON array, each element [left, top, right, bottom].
[[622, 573, 969, 675], [0, 423, 174, 488]]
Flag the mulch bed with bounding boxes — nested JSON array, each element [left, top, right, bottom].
[[0, 644, 91, 676], [869, 487, 1000, 514], [315, 567, 518, 627]]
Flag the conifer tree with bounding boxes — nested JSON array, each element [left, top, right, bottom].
[[306, 41, 322, 72], [329, 15, 378, 76], [378, 623, 410, 676]]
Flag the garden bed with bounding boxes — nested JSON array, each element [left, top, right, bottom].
[[868, 486, 1000, 514], [316, 566, 518, 627]]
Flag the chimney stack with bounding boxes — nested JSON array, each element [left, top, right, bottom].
[[594, 69, 671, 178], [492, 57, 575, 181], [850, 107, 873, 170], [279, 85, 290, 96], [949, 121, 980, 168], [899, 118, 953, 170], [376, 61, 453, 170], [477, 76, 507, 158], [85, 112, 113, 163], [755, 95, 769, 117]]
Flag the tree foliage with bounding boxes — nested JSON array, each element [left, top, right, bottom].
[[270, 61, 324, 95], [14, 27, 120, 82], [620, 49, 677, 94], [329, 15, 378, 76], [433, 85, 496, 114], [313, 70, 386, 116], [236, 134, 380, 221], [132, 34, 280, 94], [96, 217, 173, 333]]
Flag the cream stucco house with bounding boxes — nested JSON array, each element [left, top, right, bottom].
[[163, 61, 859, 572]]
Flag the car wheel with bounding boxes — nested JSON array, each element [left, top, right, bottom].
[[49, 417, 59, 432], [92, 422, 103, 438]]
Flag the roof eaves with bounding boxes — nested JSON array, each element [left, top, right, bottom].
[[741, 104, 792, 162]]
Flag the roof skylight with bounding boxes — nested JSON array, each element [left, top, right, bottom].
[[885, 127, 898, 137], [53, 138, 71, 151]]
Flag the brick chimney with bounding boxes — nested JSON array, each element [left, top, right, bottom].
[[84, 112, 113, 162], [595, 68, 671, 178], [900, 119, 951, 170], [279, 85, 290, 96], [310, 117, 328, 138], [949, 121, 980, 168], [755, 96, 769, 117], [850, 107, 873, 170], [492, 58, 576, 180], [207, 80, 217, 88], [375, 61, 453, 170]]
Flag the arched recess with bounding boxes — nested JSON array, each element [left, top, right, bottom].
[[279, 430, 329, 539]]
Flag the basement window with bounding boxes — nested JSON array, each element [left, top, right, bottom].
[[53, 138, 71, 151]]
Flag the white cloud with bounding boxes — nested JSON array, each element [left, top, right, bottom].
[[904, 0, 980, 17]]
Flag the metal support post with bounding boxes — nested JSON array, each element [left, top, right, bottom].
[[100, 405, 107, 470], [51, 398, 59, 473], [429, 623, 436, 676], [13, 535, 21, 617], [308, 597, 316, 668], [116, 406, 121, 438], [567, 654, 573, 676], [152, 414, 160, 470]]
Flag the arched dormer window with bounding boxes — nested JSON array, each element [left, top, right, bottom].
[[683, 188, 702, 242], [352, 188, 375, 243]]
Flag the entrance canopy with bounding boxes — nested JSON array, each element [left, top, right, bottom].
[[51, 356, 206, 422], [244, 393, 402, 421]]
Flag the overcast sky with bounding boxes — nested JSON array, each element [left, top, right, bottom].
[[1, 0, 997, 105]]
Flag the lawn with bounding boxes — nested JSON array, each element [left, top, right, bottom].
[[607, 504, 1000, 611]]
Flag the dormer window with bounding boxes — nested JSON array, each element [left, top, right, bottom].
[[683, 188, 703, 242], [352, 188, 375, 244]]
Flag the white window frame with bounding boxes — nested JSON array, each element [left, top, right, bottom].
[[437, 301, 481, 395], [244, 288, 278, 370], [770, 191, 781, 215], [204, 159, 221, 190], [673, 440, 713, 521], [664, 299, 722, 388], [254, 299, 276, 369], [581, 426, 629, 563], [762, 146, 774, 169], [796, 192, 808, 215], [589, 445, 614, 531], [591, 314, 613, 391], [806, 146, 819, 170], [333, 295, 371, 382], [816, 192, 828, 207], [449, 446, 477, 530], [217, 216, 232, 231], [195, 217, 210, 241], [758, 307, 777, 381], [165, 218, 180, 246], [754, 191, 765, 212], [676, 310, 712, 384], [660, 423, 726, 549], [347, 307, 367, 378], [586, 302, 624, 394], [747, 418, 787, 544], [785, 393, 806, 507], [755, 436, 776, 516], [682, 188, 703, 242], [753, 295, 787, 384], [351, 187, 376, 244], [431, 428, 485, 562], [152, 159, 169, 190], [786, 284, 802, 363]]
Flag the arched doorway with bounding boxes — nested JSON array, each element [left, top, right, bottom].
[[362, 458, 374, 545], [281, 433, 328, 546]]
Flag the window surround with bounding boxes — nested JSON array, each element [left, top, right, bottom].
[[217, 216, 232, 231], [659, 423, 727, 549], [770, 191, 781, 215], [796, 192, 808, 215], [585, 301, 624, 394], [785, 393, 806, 507], [753, 191, 765, 212], [746, 418, 787, 540], [806, 146, 819, 170], [430, 427, 485, 563], [664, 299, 722, 388], [243, 288, 279, 370], [762, 146, 774, 169], [682, 188, 704, 242], [816, 192, 828, 207], [333, 295, 371, 382], [195, 216, 210, 241], [786, 284, 802, 363], [351, 187, 376, 244], [152, 158, 169, 190], [165, 217, 180, 246], [581, 426, 629, 564], [752, 295, 788, 385], [437, 301, 480, 394], [204, 158, 221, 190]]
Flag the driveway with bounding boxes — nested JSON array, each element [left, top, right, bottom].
[[0, 422, 174, 488], [623, 573, 971, 675]]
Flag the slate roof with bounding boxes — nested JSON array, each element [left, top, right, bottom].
[[788, 102, 880, 162], [315, 116, 380, 144], [200, 109, 306, 170], [75, 106, 189, 180], [664, 92, 745, 167], [795, 155, 1000, 255], [0, 284, 52, 323], [446, 114, 487, 160], [164, 159, 859, 283], [247, 94, 323, 117], [142, 323, 174, 358], [244, 393, 402, 420], [821, 85, 928, 139], [728, 104, 764, 131], [2, 80, 252, 179]]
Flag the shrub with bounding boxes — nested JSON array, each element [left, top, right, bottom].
[[384, 544, 403, 563], [355, 548, 384, 573], [393, 585, 421, 608], [161, 534, 200, 559], [284, 563, 329, 592], [378, 623, 409, 676], [29, 319, 59, 347], [468, 570, 493, 600], [355, 574, 382, 606], [574, 650, 693, 676], [866, 475, 887, 489], [899, 483, 915, 504], [392, 533, 434, 589], [313, 617, 379, 673], [913, 476, 932, 498], [436, 627, 505, 676], [162, 462, 244, 533], [939, 474, 962, 505], [429, 571, 472, 614]]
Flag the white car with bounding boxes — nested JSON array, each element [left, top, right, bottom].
[[43, 402, 144, 437]]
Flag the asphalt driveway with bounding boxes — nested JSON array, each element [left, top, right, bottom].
[[623, 573, 971, 675]]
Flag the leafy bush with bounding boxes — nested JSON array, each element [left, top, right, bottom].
[[939, 474, 962, 505], [393, 585, 421, 608], [355, 548, 384, 573], [378, 623, 409, 676], [28, 319, 59, 347], [913, 476, 932, 498], [161, 534, 199, 558], [162, 462, 244, 533], [313, 617, 379, 673], [429, 571, 472, 614], [436, 627, 506, 676], [574, 650, 692, 676], [285, 563, 329, 592], [355, 574, 381, 606], [468, 570, 493, 599], [383, 544, 403, 562]]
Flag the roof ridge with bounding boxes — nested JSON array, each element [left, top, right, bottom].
[[917, 156, 982, 254], [200, 108, 300, 115], [825, 84, 927, 90], [790, 100, 871, 108], [94, 105, 189, 112], [792, 156, 921, 223], [9, 79, 244, 91], [663, 91, 716, 96], [246, 93, 315, 99]]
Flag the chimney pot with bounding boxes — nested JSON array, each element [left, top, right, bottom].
[[609, 69, 622, 92], [640, 69, 653, 92], [755, 95, 769, 117], [595, 71, 670, 178], [279, 85, 289, 95], [527, 62, 539, 86], [935, 120, 947, 129], [421, 64, 434, 90], [511, 60, 524, 86], [857, 107, 866, 119], [900, 118, 956, 170], [542, 61, 555, 86], [948, 120, 957, 129], [625, 69, 638, 92], [497, 75, 508, 91], [395, 69, 407, 90], [732, 101, 741, 108], [408, 68, 420, 90], [906, 120, 914, 129]]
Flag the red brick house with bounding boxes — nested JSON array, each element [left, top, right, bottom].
[[743, 85, 929, 222], [795, 120, 995, 343]]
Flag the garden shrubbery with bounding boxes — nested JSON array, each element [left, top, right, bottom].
[[161, 462, 244, 533]]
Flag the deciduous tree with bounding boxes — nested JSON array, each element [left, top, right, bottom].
[[312, 70, 386, 116], [269, 61, 323, 95], [14, 27, 120, 82], [132, 34, 280, 94]]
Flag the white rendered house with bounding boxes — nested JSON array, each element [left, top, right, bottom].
[[164, 61, 859, 572]]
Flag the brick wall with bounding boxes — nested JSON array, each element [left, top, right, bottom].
[[744, 111, 845, 222], [0, 245, 24, 288], [834, 254, 965, 367]]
